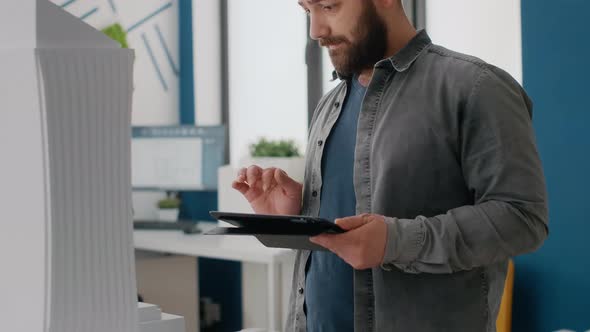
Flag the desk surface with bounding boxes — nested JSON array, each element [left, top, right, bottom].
[[133, 223, 294, 264]]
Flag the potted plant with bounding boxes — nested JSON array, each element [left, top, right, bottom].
[[241, 138, 305, 182], [157, 195, 181, 222]]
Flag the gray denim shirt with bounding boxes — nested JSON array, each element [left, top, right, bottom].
[[285, 30, 548, 332]]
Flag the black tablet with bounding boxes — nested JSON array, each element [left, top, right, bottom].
[[207, 211, 345, 236]]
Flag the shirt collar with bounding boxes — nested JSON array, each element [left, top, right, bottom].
[[388, 29, 431, 72]]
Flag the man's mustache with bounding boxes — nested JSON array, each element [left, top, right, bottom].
[[319, 37, 349, 47]]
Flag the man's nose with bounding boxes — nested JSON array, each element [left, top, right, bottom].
[[309, 16, 329, 40]]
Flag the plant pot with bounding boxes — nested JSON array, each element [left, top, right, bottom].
[[158, 208, 179, 222]]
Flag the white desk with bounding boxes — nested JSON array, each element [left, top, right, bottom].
[[133, 223, 294, 331]]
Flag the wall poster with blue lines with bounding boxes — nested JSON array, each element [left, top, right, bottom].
[[53, 0, 181, 126]]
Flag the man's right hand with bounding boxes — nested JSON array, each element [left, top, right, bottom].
[[232, 165, 303, 215]]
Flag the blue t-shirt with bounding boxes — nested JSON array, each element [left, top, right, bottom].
[[305, 77, 367, 332]]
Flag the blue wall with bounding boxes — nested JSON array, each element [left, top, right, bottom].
[[178, 0, 195, 125], [515, 1, 590, 331]]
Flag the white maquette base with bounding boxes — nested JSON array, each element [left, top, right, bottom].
[[138, 302, 185, 332]]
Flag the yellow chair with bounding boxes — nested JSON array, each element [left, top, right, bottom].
[[496, 259, 515, 332]]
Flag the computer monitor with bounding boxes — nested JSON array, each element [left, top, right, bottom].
[[131, 125, 225, 190]]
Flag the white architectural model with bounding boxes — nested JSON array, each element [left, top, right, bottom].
[[0, 1, 183, 331]]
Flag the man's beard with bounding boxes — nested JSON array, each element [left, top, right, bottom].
[[320, 2, 388, 77]]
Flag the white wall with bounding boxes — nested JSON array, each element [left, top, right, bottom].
[[228, 0, 308, 167], [226, 1, 308, 328], [193, 0, 222, 126], [426, 0, 523, 83]]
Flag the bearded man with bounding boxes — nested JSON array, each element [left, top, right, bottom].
[[232, 1, 549, 331]]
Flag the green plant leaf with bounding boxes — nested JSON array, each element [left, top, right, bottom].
[[102, 23, 129, 48], [249, 137, 300, 157], [157, 197, 181, 209]]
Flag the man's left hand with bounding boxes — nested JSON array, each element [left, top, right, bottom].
[[310, 214, 387, 270]]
